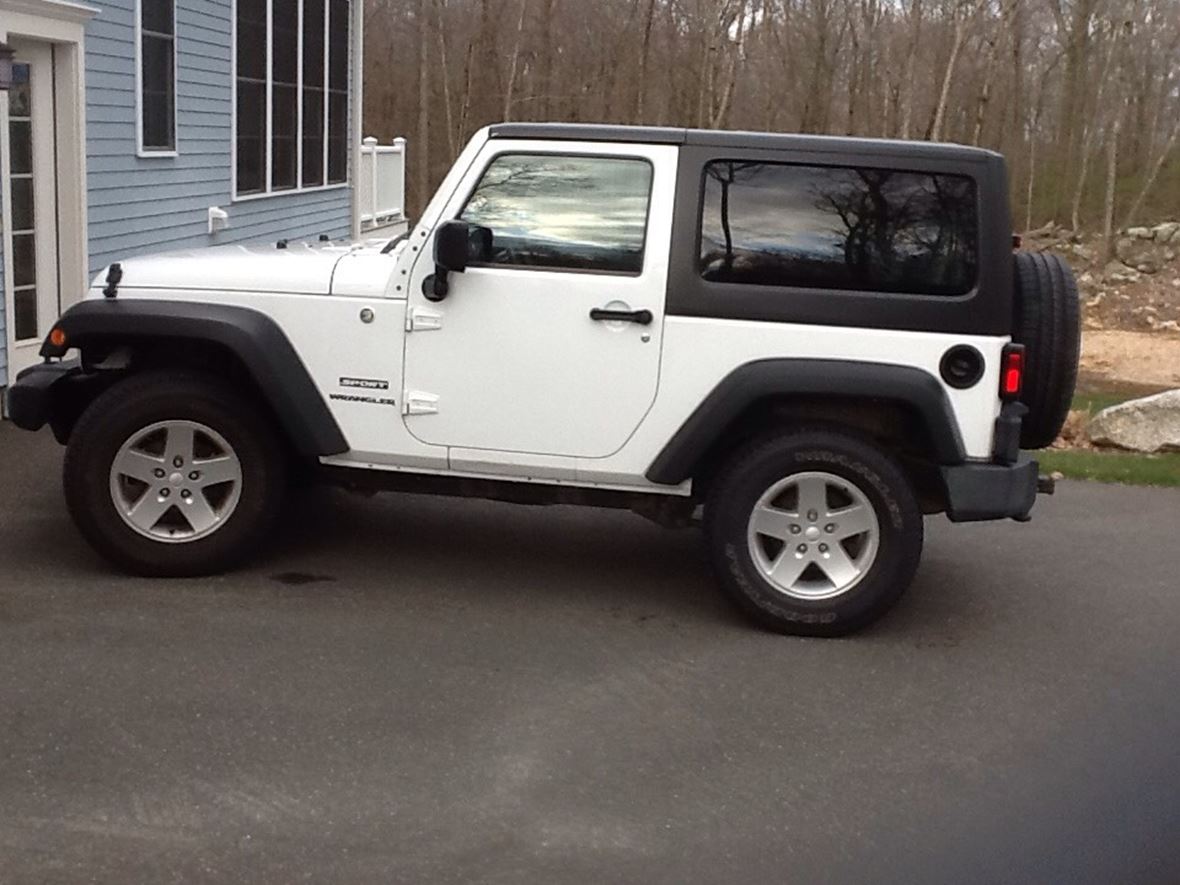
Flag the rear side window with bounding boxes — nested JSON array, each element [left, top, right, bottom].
[[699, 161, 978, 296], [461, 154, 653, 275]]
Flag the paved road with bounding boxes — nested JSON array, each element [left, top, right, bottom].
[[1, 422, 1178, 884]]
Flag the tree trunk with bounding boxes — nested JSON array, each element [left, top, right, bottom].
[[899, 0, 923, 140], [928, 5, 969, 142], [432, 0, 456, 157], [1122, 120, 1180, 228], [635, 0, 657, 120], [972, 1, 1014, 146], [1025, 130, 1037, 233], [1008, 0, 1024, 158], [536, 0, 556, 119], [415, 0, 430, 214], [1102, 111, 1122, 262], [1069, 18, 1120, 232], [502, 0, 528, 121]]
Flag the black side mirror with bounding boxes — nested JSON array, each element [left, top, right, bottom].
[[426, 220, 492, 301], [434, 219, 470, 274]]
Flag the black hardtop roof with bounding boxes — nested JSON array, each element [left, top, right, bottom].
[[487, 122, 1002, 164]]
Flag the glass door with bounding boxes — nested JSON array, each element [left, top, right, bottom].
[[4, 40, 60, 378]]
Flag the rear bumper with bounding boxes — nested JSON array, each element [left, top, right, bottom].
[[941, 455, 1040, 522], [4, 360, 83, 433]]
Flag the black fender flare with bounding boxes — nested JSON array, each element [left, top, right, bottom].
[[645, 358, 967, 485], [41, 299, 348, 457]]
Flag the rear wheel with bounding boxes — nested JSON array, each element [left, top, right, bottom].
[[64, 371, 286, 576], [704, 428, 923, 636]]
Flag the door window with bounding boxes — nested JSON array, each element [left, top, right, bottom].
[[461, 154, 653, 275], [699, 160, 978, 296], [8, 62, 38, 341]]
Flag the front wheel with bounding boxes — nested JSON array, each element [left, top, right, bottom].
[[704, 428, 923, 636], [63, 371, 286, 576]]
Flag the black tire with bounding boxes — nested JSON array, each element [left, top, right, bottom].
[[63, 370, 286, 576], [704, 428, 923, 637], [1013, 251, 1081, 449]]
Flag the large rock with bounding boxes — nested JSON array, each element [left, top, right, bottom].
[[1088, 389, 1180, 453], [1103, 259, 1139, 283], [1115, 236, 1159, 271], [1152, 222, 1179, 244]]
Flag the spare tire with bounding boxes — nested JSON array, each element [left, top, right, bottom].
[[1012, 251, 1081, 449]]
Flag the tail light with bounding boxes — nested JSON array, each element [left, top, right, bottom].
[[1000, 344, 1025, 400]]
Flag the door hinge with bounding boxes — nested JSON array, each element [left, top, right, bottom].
[[403, 390, 440, 415], [406, 306, 443, 332]]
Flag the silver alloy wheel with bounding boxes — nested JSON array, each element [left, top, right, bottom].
[[108, 420, 243, 544], [746, 470, 880, 600]]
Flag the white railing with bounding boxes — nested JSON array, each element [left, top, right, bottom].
[[358, 136, 407, 230]]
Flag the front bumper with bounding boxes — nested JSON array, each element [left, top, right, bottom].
[[941, 455, 1041, 522], [5, 360, 83, 433]]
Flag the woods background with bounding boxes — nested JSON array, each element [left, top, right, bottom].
[[364, 0, 1180, 238]]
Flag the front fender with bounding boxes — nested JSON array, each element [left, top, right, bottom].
[[39, 299, 348, 457]]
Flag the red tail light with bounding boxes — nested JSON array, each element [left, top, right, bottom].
[[1001, 345, 1024, 400]]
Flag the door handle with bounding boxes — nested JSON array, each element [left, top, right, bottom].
[[589, 307, 653, 325]]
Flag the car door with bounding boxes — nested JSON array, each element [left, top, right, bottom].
[[401, 141, 678, 460]]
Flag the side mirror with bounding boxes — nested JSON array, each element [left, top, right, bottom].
[[433, 219, 470, 274], [426, 220, 492, 301]]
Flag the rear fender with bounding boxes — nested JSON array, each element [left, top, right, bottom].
[[645, 358, 967, 485]]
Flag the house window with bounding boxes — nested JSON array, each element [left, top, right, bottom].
[[235, 0, 349, 196], [138, 0, 177, 153]]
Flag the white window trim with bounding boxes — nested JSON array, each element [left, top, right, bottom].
[[134, 0, 179, 157], [231, 0, 350, 201]]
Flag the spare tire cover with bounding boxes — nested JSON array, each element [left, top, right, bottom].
[[1012, 251, 1081, 450]]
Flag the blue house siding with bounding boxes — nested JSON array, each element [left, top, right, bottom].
[[84, 0, 353, 279]]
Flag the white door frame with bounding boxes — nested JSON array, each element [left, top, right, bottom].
[[3, 41, 60, 377], [1, 0, 95, 384]]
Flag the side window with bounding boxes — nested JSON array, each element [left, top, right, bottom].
[[699, 161, 978, 296], [461, 154, 653, 274]]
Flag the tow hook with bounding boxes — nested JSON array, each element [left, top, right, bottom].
[[1037, 474, 1056, 495]]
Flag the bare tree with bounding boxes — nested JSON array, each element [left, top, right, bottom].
[[928, 0, 983, 142], [415, 0, 430, 213], [502, 0, 529, 121], [364, 0, 1180, 231]]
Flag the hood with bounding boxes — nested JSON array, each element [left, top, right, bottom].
[[90, 241, 359, 296]]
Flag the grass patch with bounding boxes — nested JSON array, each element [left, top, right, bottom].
[[1072, 375, 1169, 415], [1037, 449, 1180, 487], [1071, 390, 1134, 414]]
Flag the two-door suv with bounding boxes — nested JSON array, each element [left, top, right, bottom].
[[7, 124, 1080, 636]]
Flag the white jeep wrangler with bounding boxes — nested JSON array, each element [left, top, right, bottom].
[[7, 123, 1080, 636]]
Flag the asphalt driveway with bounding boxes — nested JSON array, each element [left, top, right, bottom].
[[1, 422, 1178, 884]]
